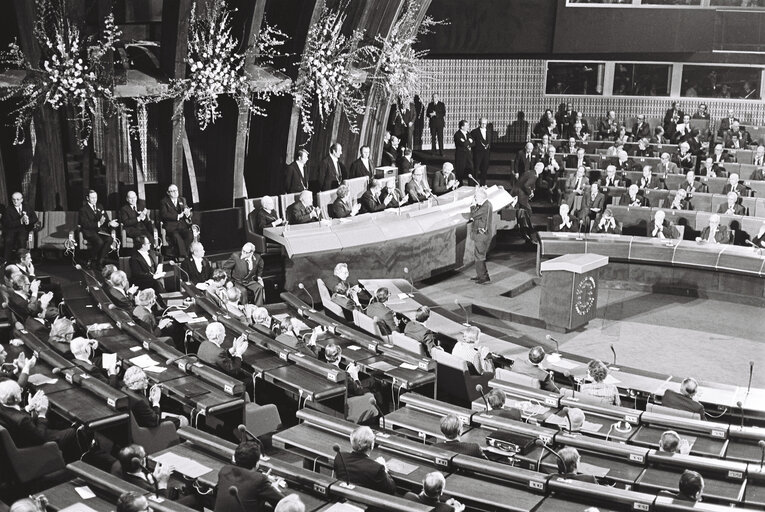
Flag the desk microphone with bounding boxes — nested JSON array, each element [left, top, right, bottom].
[[737, 401, 745, 429], [403, 267, 414, 295], [131, 457, 159, 498], [237, 424, 264, 448], [468, 174, 481, 187], [747, 360, 755, 395], [545, 334, 560, 354], [297, 283, 315, 311], [369, 396, 386, 430], [534, 439, 565, 473], [332, 444, 352, 487], [475, 384, 490, 410], [165, 354, 198, 368], [563, 370, 576, 398], [610, 344, 617, 366], [228, 486, 245, 512], [758, 440, 765, 468], [168, 260, 191, 284], [454, 299, 470, 326]]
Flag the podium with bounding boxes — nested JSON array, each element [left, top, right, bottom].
[[539, 253, 609, 331]]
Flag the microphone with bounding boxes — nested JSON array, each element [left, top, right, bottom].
[[455, 299, 470, 326], [534, 439, 565, 473], [403, 267, 414, 295], [237, 424, 264, 448], [165, 354, 198, 369], [758, 440, 765, 468], [563, 407, 573, 432], [545, 334, 560, 354], [169, 260, 192, 284], [297, 282, 315, 311], [332, 444, 353, 487], [468, 174, 481, 187], [228, 486, 245, 512], [564, 370, 576, 398], [369, 396, 386, 430], [747, 360, 754, 395], [475, 384, 490, 410], [737, 401, 745, 429], [610, 344, 617, 366]]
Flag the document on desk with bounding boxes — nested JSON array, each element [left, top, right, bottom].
[[399, 362, 419, 370], [385, 458, 418, 475], [144, 365, 167, 374], [27, 374, 58, 386], [323, 503, 364, 512], [152, 452, 212, 478], [74, 486, 96, 499], [60, 505, 99, 512], [368, 361, 397, 372], [129, 354, 160, 369], [578, 462, 610, 478]]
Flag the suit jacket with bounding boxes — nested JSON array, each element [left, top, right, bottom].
[[551, 215, 579, 233], [426, 101, 446, 129], [656, 162, 679, 176], [435, 439, 484, 458], [8, 291, 42, 322], [717, 203, 746, 216], [2, 203, 37, 232], [284, 161, 309, 193], [214, 465, 284, 512], [600, 176, 621, 188], [398, 157, 414, 175], [622, 194, 648, 207], [108, 286, 133, 310], [750, 168, 765, 181], [700, 226, 731, 244], [453, 130, 474, 165], [648, 221, 678, 239], [512, 359, 558, 392], [470, 201, 492, 236], [470, 127, 491, 153], [406, 179, 430, 203], [182, 256, 213, 284], [403, 321, 436, 356], [159, 196, 192, 233], [132, 305, 159, 335], [639, 176, 666, 190], [722, 183, 747, 196], [222, 251, 263, 284], [673, 153, 695, 171], [404, 492, 455, 512], [632, 147, 655, 158], [330, 197, 353, 219], [359, 190, 386, 214], [580, 192, 605, 217], [516, 171, 538, 210], [333, 451, 396, 494], [515, 151, 537, 176], [717, 117, 736, 136], [0, 404, 52, 447], [431, 171, 455, 196], [365, 302, 397, 335], [119, 201, 153, 239], [286, 201, 314, 225], [317, 156, 346, 192], [593, 216, 622, 234], [349, 158, 374, 180], [124, 388, 162, 428], [567, 175, 588, 195], [79, 202, 110, 235], [632, 122, 652, 140], [661, 389, 705, 418], [197, 340, 243, 375], [380, 188, 405, 209], [254, 208, 279, 235], [565, 155, 591, 170], [129, 251, 160, 290]]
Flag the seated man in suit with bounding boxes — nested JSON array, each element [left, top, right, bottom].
[[614, 150, 635, 173], [114, 446, 188, 502], [578, 184, 605, 225], [659, 430, 691, 455], [326, 262, 372, 306], [159, 184, 194, 260], [8, 273, 56, 322], [329, 184, 361, 219], [70, 337, 119, 385], [359, 179, 389, 214], [79, 190, 119, 270], [638, 166, 665, 190], [381, 180, 409, 209], [129, 235, 165, 294], [632, 115, 651, 141], [593, 208, 621, 234], [679, 170, 707, 195], [710, 143, 732, 167], [121, 366, 187, 428], [132, 289, 173, 338], [622, 184, 648, 207], [673, 142, 695, 172], [197, 322, 248, 378], [512, 346, 558, 392], [698, 157, 724, 178], [565, 147, 591, 171], [431, 162, 459, 196], [398, 147, 415, 175], [254, 196, 283, 235], [365, 287, 399, 335], [485, 388, 522, 420], [697, 214, 730, 245], [434, 414, 484, 458], [333, 426, 396, 494], [722, 173, 747, 196], [656, 152, 679, 176], [286, 190, 320, 225], [325, 344, 382, 414], [566, 167, 588, 200], [405, 472, 464, 512], [0, 344, 35, 389], [661, 377, 705, 419], [676, 470, 705, 502], [633, 138, 654, 158], [119, 191, 153, 244], [214, 441, 285, 512], [107, 270, 137, 309], [552, 203, 579, 233], [718, 191, 747, 216], [406, 166, 433, 203], [2, 192, 39, 263], [669, 188, 693, 211], [181, 241, 213, 284], [403, 306, 438, 356], [600, 165, 621, 188], [222, 242, 265, 306], [648, 210, 678, 240], [331, 281, 361, 312], [557, 447, 598, 484], [752, 167, 765, 181]]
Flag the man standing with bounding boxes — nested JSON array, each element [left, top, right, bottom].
[[79, 190, 119, 270], [222, 242, 265, 306], [284, 149, 309, 193], [515, 142, 536, 177], [3, 192, 38, 263], [470, 188, 492, 284], [454, 120, 474, 186], [426, 93, 446, 155], [160, 184, 193, 259], [119, 191, 153, 243], [471, 117, 492, 186], [317, 143, 345, 192], [349, 146, 374, 181], [413, 94, 425, 150]]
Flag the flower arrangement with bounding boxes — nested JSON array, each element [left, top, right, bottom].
[[1, 0, 121, 147], [170, 0, 289, 130], [292, 3, 369, 137], [361, 0, 446, 106]]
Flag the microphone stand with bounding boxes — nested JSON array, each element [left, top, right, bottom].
[[475, 384, 490, 410]]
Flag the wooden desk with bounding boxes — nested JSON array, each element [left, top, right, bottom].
[[444, 472, 544, 512], [535, 495, 620, 512], [631, 425, 726, 458], [637, 467, 745, 505], [540, 451, 645, 488], [38, 480, 115, 512]]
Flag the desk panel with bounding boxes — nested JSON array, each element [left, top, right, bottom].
[[445, 473, 544, 512]]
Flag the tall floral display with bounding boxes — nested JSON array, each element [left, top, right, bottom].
[[170, 0, 289, 130], [1, 0, 121, 148], [292, 3, 369, 138]]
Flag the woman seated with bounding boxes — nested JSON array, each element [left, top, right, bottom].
[[451, 325, 494, 375], [579, 359, 621, 406]]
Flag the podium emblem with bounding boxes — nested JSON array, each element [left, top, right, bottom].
[[574, 276, 596, 316]]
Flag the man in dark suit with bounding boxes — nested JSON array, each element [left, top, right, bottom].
[[329, 185, 360, 219], [214, 441, 284, 512], [578, 185, 605, 224], [691, 103, 710, 120], [698, 214, 731, 244], [752, 145, 765, 168], [382, 135, 398, 167], [632, 138, 654, 158], [359, 180, 390, 214], [431, 163, 458, 196], [513, 346, 559, 392], [129, 235, 165, 294], [286, 191, 320, 224], [552, 203, 579, 233], [453, 120, 474, 185], [638, 166, 666, 191], [565, 148, 590, 171], [471, 117, 492, 186], [333, 426, 396, 494], [253, 196, 282, 235], [121, 366, 185, 428], [726, 121, 752, 148], [181, 241, 213, 284], [515, 142, 537, 177], [403, 306, 437, 356], [557, 447, 599, 484], [107, 270, 137, 310], [79, 190, 118, 270], [722, 173, 747, 196], [664, 102, 684, 133], [717, 110, 737, 137], [648, 211, 678, 240], [317, 143, 346, 192], [119, 191, 153, 243], [718, 192, 747, 216], [470, 188, 493, 284], [406, 166, 432, 203], [159, 183, 193, 259], [398, 148, 415, 175], [8, 273, 55, 322], [197, 322, 248, 376], [622, 185, 649, 207], [426, 93, 446, 155], [349, 146, 374, 181], [632, 115, 651, 141], [594, 209, 621, 234], [2, 192, 38, 263], [485, 389, 522, 420], [434, 415, 484, 458], [662, 378, 705, 419], [365, 287, 398, 335], [516, 162, 541, 216], [405, 472, 463, 512], [597, 111, 618, 141], [221, 242, 265, 306], [284, 149, 310, 194]]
